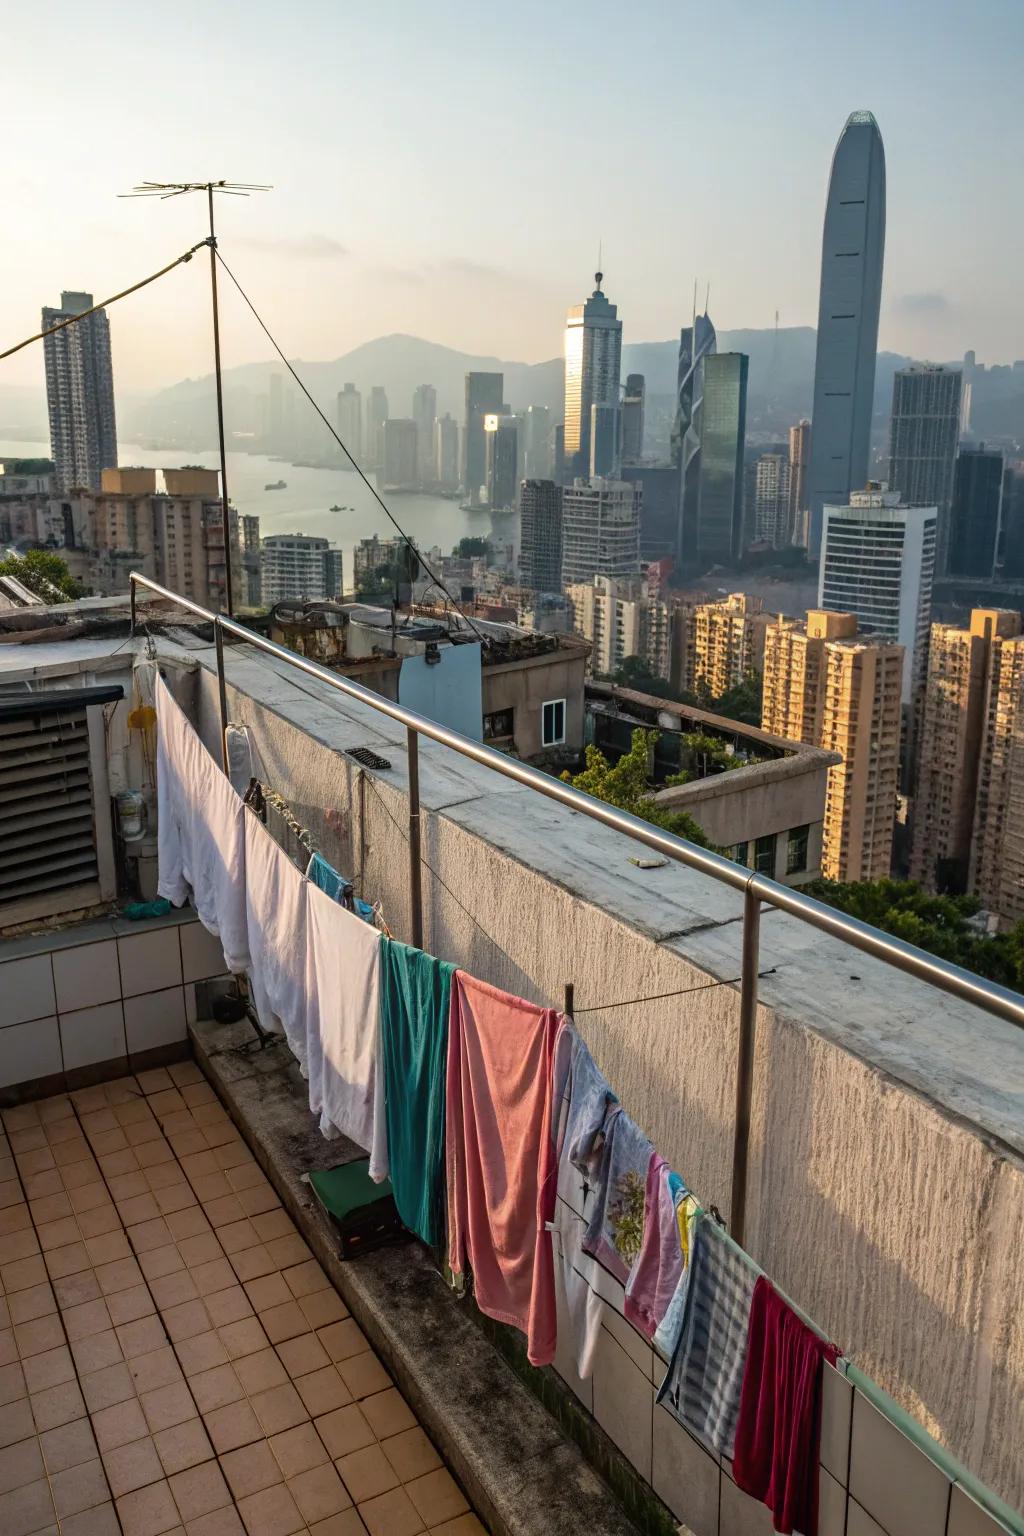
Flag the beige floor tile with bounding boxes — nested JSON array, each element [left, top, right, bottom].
[[3, 1255, 48, 1292], [0, 1397, 34, 1450], [427, 1516, 487, 1536], [73, 1329, 124, 1377], [0, 1359, 27, 1404], [0, 1434, 44, 1492], [168, 1063, 204, 1088], [141, 1380, 197, 1434], [135, 1141, 175, 1170], [8, 1281, 57, 1324], [186, 1508, 246, 1536], [190, 1260, 235, 1297], [337, 1444, 399, 1504], [299, 1290, 348, 1331], [16, 1313, 65, 1361], [235, 1482, 305, 1536], [189, 1363, 244, 1415], [0, 1476, 56, 1536], [233, 1347, 288, 1395], [179, 1234, 224, 1269], [81, 1361, 136, 1413], [221, 1440, 283, 1499], [205, 1287, 253, 1330], [96, 1257, 145, 1296], [269, 1421, 328, 1478], [136, 1070, 174, 1096], [116, 1476, 180, 1536], [357, 1483, 425, 1536], [244, 1274, 291, 1312], [103, 1435, 165, 1497], [279, 1260, 328, 1298], [360, 1388, 415, 1441], [318, 1320, 368, 1364], [192, 1173, 232, 1204], [315, 1404, 375, 1460], [236, 1186, 280, 1220], [118, 1196, 162, 1228], [93, 1130, 130, 1157], [259, 1301, 308, 1345], [54, 1270, 102, 1307], [149, 1091, 187, 1120], [337, 1352, 391, 1402], [290, 1462, 353, 1524], [230, 1246, 278, 1284], [177, 1332, 230, 1378], [30, 1191, 73, 1224], [50, 1456, 110, 1518], [168, 1461, 231, 1523], [404, 1469, 468, 1528], [294, 1365, 352, 1418], [250, 1210, 296, 1243], [63, 1298, 114, 1343], [250, 1382, 309, 1437], [154, 1186, 197, 1217], [77, 1205, 122, 1237], [266, 1235, 310, 1270], [85, 1232, 132, 1266], [276, 1331, 330, 1379], [163, 1300, 213, 1343], [224, 1162, 263, 1193], [140, 1246, 186, 1282], [63, 1498, 124, 1536], [306, 1511, 369, 1536], [380, 1427, 442, 1484], [31, 1377, 87, 1430], [128, 1219, 174, 1255], [153, 1419, 214, 1477], [150, 1271, 200, 1311], [117, 1316, 168, 1361], [216, 1221, 260, 1256], [108, 1285, 158, 1328], [41, 1416, 100, 1473], [129, 1347, 183, 1396], [203, 1399, 264, 1455], [110, 1173, 150, 1202], [92, 1394, 149, 1451], [218, 1317, 269, 1361]]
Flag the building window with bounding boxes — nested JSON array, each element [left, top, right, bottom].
[[732, 842, 749, 867], [754, 834, 776, 877], [542, 698, 566, 747], [786, 824, 810, 875], [483, 708, 514, 742]]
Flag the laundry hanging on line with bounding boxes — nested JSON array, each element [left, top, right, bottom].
[[306, 852, 377, 924]]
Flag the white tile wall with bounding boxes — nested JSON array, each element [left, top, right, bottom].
[[124, 986, 187, 1054], [720, 1470, 777, 1534], [117, 929, 183, 998], [52, 939, 120, 1012], [0, 1017, 62, 1086], [819, 1467, 847, 1536], [651, 1404, 719, 1536], [847, 1497, 889, 1536], [849, 1393, 952, 1536], [947, 1485, 1016, 1536], [820, 1361, 853, 1481], [60, 1001, 126, 1070], [180, 922, 228, 983], [3, 954, 57, 1026], [591, 1322, 653, 1483]]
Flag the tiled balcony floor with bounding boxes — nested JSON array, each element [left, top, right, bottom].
[[0, 1064, 485, 1536]]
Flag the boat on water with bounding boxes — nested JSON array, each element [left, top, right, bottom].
[[264, 479, 287, 491], [329, 504, 342, 512]]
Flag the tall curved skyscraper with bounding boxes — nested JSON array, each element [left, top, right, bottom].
[[806, 111, 886, 556], [671, 312, 716, 564]]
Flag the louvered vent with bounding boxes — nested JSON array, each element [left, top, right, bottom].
[[0, 705, 99, 908]]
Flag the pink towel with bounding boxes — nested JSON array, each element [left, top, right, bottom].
[[624, 1155, 684, 1339], [446, 972, 559, 1366]]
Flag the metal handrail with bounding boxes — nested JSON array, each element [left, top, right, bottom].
[[130, 573, 1024, 1240]]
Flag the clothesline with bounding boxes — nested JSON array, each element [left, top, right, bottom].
[[574, 970, 778, 1014]]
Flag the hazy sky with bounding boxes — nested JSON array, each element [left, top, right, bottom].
[[4, 0, 1023, 391]]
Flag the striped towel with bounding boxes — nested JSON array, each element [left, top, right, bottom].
[[656, 1210, 759, 1457]]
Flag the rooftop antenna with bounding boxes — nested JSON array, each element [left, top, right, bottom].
[[595, 239, 603, 291], [120, 180, 271, 616], [705, 282, 711, 317]]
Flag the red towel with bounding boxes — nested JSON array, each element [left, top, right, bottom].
[[733, 1277, 840, 1535], [445, 972, 559, 1366]]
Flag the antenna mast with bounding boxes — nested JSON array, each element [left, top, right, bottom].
[[120, 180, 270, 616]]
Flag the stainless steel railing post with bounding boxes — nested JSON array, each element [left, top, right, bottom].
[[729, 881, 761, 1247], [407, 727, 424, 950], [214, 617, 230, 776]]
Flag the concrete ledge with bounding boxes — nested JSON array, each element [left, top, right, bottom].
[[191, 1014, 649, 1536]]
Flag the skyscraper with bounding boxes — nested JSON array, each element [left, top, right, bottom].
[[367, 387, 389, 471], [484, 414, 518, 511], [381, 419, 417, 489], [887, 365, 962, 572], [788, 420, 811, 546], [971, 633, 1024, 926], [434, 414, 459, 490], [818, 487, 936, 704], [42, 291, 117, 492], [563, 272, 622, 482], [622, 374, 645, 464], [910, 608, 1021, 893], [260, 534, 343, 605], [696, 353, 748, 568], [753, 453, 793, 548], [948, 446, 1004, 579], [806, 112, 887, 556], [336, 383, 362, 459], [589, 402, 621, 478], [763, 610, 903, 881], [671, 312, 716, 565], [560, 478, 641, 586], [411, 384, 437, 481], [463, 372, 504, 506], [1000, 465, 1024, 578], [694, 593, 770, 697], [522, 405, 552, 479], [519, 480, 563, 592]]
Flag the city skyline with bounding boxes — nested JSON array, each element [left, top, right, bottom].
[[4, 0, 1024, 396]]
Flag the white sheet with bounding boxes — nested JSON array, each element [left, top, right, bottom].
[[554, 1202, 605, 1380], [243, 808, 309, 1067], [155, 674, 249, 974], [304, 878, 381, 1150]]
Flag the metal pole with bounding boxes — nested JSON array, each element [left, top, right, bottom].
[[129, 580, 137, 636], [407, 727, 423, 949], [729, 881, 761, 1247], [207, 183, 234, 618], [213, 617, 230, 775], [564, 983, 574, 1019]]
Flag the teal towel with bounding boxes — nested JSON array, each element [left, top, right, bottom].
[[379, 937, 454, 1247]]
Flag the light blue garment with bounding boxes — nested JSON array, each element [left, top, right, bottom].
[[551, 1020, 619, 1188], [582, 1106, 654, 1285], [306, 852, 375, 923]]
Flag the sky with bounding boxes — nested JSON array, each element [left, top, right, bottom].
[[3, 0, 1024, 392]]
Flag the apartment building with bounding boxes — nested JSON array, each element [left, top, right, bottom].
[[693, 591, 770, 697], [971, 631, 1024, 927]]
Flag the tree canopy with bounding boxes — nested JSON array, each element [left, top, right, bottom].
[[561, 728, 711, 849], [804, 877, 1024, 992], [0, 550, 79, 602], [609, 655, 763, 725]]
